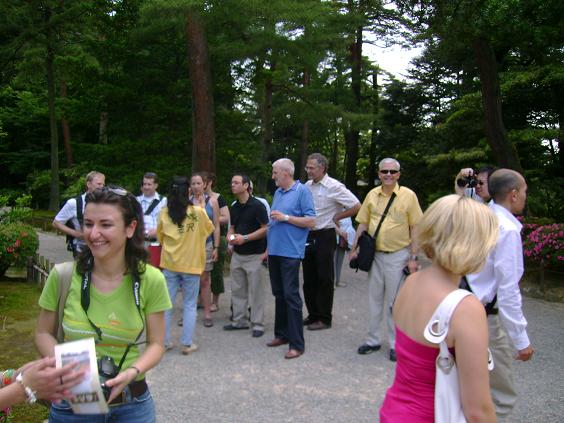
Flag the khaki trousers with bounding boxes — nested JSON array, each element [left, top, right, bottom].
[[230, 252, 265, 331], [488, 314, 518, 417], [365, 248, 409, 349]]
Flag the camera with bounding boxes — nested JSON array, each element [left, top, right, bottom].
[[456, 173, 477, 188], [98, 356, 119, 401]]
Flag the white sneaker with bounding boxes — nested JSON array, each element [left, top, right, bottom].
[[181, 344, 198, 355], [165, 343, 175, 352]]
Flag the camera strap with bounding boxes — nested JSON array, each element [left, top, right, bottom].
[[80, 271, 145, 372]]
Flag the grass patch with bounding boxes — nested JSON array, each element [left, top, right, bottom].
[[0, 279, 49, 422]]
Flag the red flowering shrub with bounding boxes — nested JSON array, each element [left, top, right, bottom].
[[0, 223, 39, 277], [522, 223, 564, 270]]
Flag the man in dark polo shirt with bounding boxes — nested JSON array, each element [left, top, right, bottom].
[[224, 174, 269, 337]]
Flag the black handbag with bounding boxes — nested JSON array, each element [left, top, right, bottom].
[[350, 192, 397, 272]]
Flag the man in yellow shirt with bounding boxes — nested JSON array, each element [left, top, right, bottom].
[[350, 158, 423, 361]]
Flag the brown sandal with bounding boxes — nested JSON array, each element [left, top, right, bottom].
[[203, 318, 213, 327]]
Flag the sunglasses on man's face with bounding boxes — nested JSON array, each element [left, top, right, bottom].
[[379, 169, 399, 175]]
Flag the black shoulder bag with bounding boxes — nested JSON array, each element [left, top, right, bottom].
[[350, 192, 397, 272]]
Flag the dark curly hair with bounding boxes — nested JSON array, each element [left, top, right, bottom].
[[76, 186, 147, 281]]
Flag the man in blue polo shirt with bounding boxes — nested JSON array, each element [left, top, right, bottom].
[[266, 158, 315, 359]]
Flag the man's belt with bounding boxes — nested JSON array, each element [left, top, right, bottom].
[[460, 277, 498, 315], [485, 296, 498, 315], [310, 227, 335, 233], [108, 379, 148, 407]]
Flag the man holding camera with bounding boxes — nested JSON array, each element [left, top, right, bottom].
[[224, 174, 269, 338], [351, 158, 422, 362], [454, 166, 495, 202]]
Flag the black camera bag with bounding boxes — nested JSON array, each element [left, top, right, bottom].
[[350, 192, 397, 272]]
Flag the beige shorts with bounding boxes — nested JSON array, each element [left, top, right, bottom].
[[204, 242, 214, 272]]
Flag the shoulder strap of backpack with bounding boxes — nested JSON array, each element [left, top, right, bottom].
[[144, 198, 161, 215], [54, 261, 75, 343], [76, 195, 84, 225]]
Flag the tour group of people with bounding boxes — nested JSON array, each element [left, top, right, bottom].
[[0, 154, 534, 422]]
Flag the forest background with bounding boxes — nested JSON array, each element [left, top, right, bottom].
[[0, 0, 563, 222]]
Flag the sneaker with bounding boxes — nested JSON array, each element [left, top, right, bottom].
[[389, 349, 397, 362], [357, 344, 381, 355], [165, 343, 175, 352], [177, 318, 183, 327], [181, 344, 199, 355], [252, 330, 264, 338]]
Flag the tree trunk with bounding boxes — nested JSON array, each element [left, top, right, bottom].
[[298, 70, 311, 182], [46, 9, 60, 211], [557, 106, 564, 176], [60, 80, 73, 166], [331, 126, 339, 177], [344, 24, 363, 195], [255, 54, 274, 194], [185, 7, 215, 173], [99, 112, 108, 144], [472, 38, 522, 172], [368, 71, 379, 189]]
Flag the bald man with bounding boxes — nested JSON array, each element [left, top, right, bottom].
[[465, 169, 534, 418]]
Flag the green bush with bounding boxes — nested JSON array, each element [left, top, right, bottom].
[[0, 194, 33, 225], [0, 222, 39, 277]]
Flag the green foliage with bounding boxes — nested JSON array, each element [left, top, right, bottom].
[[0, 0, 561, 222], [0, 223, 39, 277], [0, 195, 33, 225]]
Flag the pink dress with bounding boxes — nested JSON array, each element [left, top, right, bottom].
[[380, 327, 441, 422]]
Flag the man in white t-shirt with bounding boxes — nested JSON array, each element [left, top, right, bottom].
[[52, 171, 105, 256]]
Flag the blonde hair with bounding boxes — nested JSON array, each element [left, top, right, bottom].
[[417, 195, 498, 275]]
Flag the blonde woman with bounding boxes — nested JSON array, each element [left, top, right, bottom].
[[380, 195, 498, 422]]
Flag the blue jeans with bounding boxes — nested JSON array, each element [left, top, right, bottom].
[[163, 270, 199, 346], [49, 389, 155, 422], [268, 255, 304, 351]]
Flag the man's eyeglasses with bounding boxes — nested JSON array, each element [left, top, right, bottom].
[[477, 181, 485, 186], [304, 166, 318, 171], [379, 169, 399, 175]]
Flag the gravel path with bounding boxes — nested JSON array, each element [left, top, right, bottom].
[[38, 232, 564, 422]]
